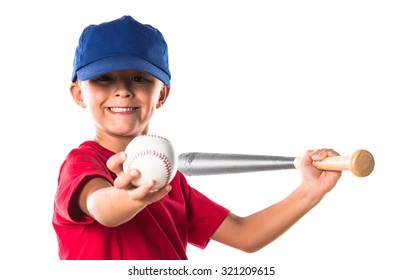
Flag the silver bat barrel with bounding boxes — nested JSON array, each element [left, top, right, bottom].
[[178, 152, 296, 176]]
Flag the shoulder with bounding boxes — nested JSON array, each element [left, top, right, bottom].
[[169, 171, 191, 192], [59, 141, 115, 182], [68, 141, 112, 158], [62, 141, 113, 167]]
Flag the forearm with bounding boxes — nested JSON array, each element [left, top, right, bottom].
[[87, 186, 147, 227], [214, 185, 324, 253], [79, 177, 148, 227], [242, 186, 323, 252]]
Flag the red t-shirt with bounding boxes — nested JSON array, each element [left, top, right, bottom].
[[52, 141, 230, 260]]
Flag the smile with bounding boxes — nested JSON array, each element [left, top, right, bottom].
[[108, 107, 137, 113]]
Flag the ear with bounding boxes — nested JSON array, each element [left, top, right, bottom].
[[156, 86, 171, 109], [70, 82, 86, 108]]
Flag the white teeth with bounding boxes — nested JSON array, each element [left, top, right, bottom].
[[109, 107, 134, 112]]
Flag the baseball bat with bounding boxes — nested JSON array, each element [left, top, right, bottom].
[[178, 149, 375, 177]]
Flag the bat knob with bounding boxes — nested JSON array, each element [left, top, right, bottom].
[[350, 149, 375, 177]]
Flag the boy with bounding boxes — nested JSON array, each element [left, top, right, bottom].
[[52, 15, 341, 260]]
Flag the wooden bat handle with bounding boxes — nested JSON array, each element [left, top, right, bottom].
[[293, 149, 375, 177]]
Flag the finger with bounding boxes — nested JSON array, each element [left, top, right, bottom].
[[126, 180, 155, 200], [302, 150, 324, 174], [301, 149, 317, 166], [311, 148, 339, 161], [140, 185, 172, 203], [107, 152, 127, 174], [127, 182, 172, 202], [114, 168, 140, 189], [144, 184, 172, 202]]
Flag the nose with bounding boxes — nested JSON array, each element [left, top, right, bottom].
[[115, 91, 133, 98], [114, 81, 134, 98]]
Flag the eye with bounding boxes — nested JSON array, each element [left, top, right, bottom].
[[131, 76, 146, 83], [96, 75, 113, 82], [131, 72, 156, 84], [89, 75, 114, 84]]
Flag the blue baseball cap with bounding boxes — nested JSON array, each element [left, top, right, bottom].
[[71, 15, 171, 86]]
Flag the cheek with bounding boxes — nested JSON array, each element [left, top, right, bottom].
[[138, 91, 161, 106], [82, 94, 95, 108], [82, 88, 105, 104]]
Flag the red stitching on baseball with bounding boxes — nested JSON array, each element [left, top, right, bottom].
[[126, 149, 172, 186]]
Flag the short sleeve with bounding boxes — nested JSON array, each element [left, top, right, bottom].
[[54, 147, 114, 224], [182, 175, 230, 248]]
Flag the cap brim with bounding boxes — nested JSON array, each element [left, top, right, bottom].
[[76, 55, 170, 87]]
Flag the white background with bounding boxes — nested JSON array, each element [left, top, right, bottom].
[[1, 0, 401, 279]]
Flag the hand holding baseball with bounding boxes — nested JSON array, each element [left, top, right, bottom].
[[122, 135, 178, 190], [106, 152, 172, 206]]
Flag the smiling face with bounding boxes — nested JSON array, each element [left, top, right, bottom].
[[70, 70, 170, 151]]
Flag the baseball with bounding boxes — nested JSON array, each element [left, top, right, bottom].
[[123, 134, 178, 189]]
